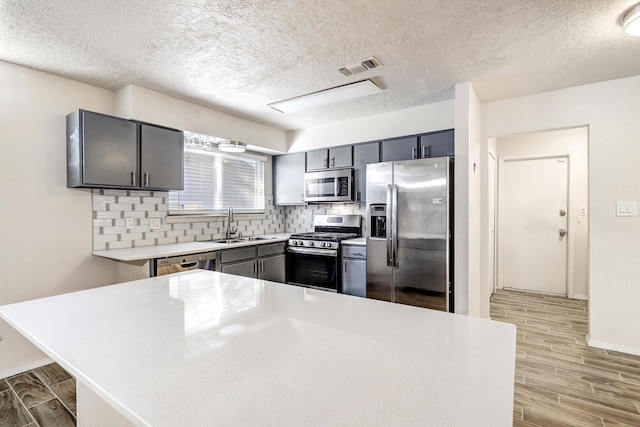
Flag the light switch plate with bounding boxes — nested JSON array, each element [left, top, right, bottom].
[[616, 201, 637, 217], [150, 218, 161, 229], [125, 217, 135, 229]]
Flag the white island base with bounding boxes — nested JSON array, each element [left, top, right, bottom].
[[0, 271, 516, 426]]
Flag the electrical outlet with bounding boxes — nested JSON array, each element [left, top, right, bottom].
[[150, 218, 161, 230], [125, 217, 135, 229]]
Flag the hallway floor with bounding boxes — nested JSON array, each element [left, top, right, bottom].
[[491, 289, 640, 426]]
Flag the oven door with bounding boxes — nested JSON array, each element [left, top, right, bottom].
[[287, 247, 339, 292]]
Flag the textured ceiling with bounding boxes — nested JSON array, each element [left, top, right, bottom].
[[1, 0, 639, 130]]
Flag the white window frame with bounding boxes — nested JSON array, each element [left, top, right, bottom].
[[168, 138, 266, 216]]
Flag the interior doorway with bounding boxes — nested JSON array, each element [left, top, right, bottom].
[[492, 127, 589, 300]]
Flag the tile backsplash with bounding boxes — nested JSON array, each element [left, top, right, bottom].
[[92, 189, 286, 251], [92, 189, 366, 251], [285, 203, 367, 234]]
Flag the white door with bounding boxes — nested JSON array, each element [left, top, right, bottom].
[[500, 156, 569, 295]]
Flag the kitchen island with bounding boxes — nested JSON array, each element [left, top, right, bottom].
[[0, 271, 516, 426]]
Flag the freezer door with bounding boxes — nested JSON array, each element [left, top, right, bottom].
[[393, 157, 450, 311], [366, 162, 393, 302]]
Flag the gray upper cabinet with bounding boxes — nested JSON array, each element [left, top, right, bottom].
[[66, 109, 184, 191], [381, 131, 454, 162], [419, 129, 454, 158], [353, 142, 379, 203], [140, 124, 184, 190], [306, 146, 353, 171], [273, 152, 306, 205], [380, 136, 419, 162], [67, 110, 138, 188]]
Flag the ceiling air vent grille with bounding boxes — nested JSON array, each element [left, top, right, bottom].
[[339, 56, 382, 76]]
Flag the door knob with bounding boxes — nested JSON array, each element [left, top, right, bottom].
[[559, 229, 567, 237], [559, 209, 566, 217]]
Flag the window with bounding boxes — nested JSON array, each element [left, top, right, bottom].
[[168, 132, 266, 214]]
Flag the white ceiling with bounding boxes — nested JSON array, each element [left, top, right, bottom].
[[1, 0, 639, 131]]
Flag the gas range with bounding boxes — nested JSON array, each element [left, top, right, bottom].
[[288, 215, 362, 250], [288, 232, 361, 249], [286, 214, 362, 293]]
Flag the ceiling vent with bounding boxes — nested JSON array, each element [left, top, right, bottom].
[[339, 56, 382, 76]]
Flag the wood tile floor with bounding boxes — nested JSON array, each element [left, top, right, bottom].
[[0, 363, 75, 427], [491, 289, 640, 427]]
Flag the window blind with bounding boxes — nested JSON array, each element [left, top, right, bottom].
[[168, 145, 265, 214]]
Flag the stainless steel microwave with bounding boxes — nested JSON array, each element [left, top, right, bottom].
[[304, 169, 354, 202]]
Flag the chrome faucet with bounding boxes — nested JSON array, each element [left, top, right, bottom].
[[225, 207, 238, 239]]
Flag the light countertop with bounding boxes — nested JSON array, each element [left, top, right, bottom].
[[0, 271, 516, 426], [92, 233, 290, 261], [342, 237, 366, 245]]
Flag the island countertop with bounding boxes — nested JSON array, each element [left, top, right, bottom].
[[0, 271, 516, 426]]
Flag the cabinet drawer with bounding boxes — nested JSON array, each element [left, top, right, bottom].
[[258, 242, 286, 257], [220, 246, 256, 264], [342, 245, 366, 259]]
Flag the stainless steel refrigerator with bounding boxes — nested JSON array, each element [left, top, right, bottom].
[[366, 157, 453, 312]]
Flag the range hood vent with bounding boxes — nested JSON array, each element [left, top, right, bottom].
[[339, 56, 382, 76]]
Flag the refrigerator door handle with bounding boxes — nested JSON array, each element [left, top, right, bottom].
[[386, 184, 398, 267], [391, 184, 399, 267], [386, 184, 394, 266]]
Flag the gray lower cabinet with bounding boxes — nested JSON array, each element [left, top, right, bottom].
[[258, 243, 286, 282], [273, 152, 306, 205], [258, 254, 286, 282], [66, 109, 184, 190], [353, 142, 379, 203], [342, 244, 367, 297], [221, 259, 257, 278], [220, 243, 286, 282]]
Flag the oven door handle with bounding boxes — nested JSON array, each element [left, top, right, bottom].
[[287, 247, 338, 257]]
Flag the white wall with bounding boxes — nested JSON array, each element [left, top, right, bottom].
[[0, 61, 119, 376], [496, 127, 589, 299], [115, 85, 288, 154], [454, 83, 482, 316], [287, 100, 455, 151], [0, 62, 288, 376], [482, 75, 640, 355]]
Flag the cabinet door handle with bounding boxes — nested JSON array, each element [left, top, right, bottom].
[[324, 158, 328, 168], [412, 147, 417, 159], [344, 262, 347, 273], [356, 191, 361, 202], [130, 171, 136, 186], [422, 145, 430, 158], [253, 262, 256, 274], [260, 260, 265, 272], [331, 157, 335, 168], [144, 172, 149, 187]]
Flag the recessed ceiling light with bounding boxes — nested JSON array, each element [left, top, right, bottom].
[[623, 3, 640, 36], [268, 80, 382, 114]]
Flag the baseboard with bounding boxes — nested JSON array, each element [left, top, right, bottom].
[[572, 293, 588, 300], [0, 357, 53, 379], [586, 336, 640, 357]]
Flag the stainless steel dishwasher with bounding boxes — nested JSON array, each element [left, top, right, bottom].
[[151, 252, 218, 277], [341, 243, 366, 297]]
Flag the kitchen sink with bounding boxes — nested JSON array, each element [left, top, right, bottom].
[[208, 236, 277, 244]]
